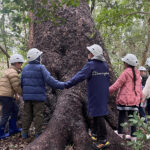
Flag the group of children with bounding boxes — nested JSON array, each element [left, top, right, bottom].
[[0, 44, 150, 150]]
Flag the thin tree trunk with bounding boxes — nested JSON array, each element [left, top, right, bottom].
[[1, 14, 9, 68], [0, 45, 10, 59]]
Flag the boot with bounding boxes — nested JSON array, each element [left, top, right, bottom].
[[0, 125, 9, 139], [9, 118, 22, 135], [21, 133, 28, 139]]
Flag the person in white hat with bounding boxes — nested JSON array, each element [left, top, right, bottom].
[[0, 53, 24, 139], [21, 48, 65, 139], [138, 66, 148, 88], [109, 53, 144, 141], [65, 44, 110, 149], [138, 66, 147, 122]]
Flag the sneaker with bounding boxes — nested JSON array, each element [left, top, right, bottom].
[[114, 130, 124, 139], [130, 136, 137, 141], [35, 134, 40, 138], [89, 131, 97, 141], [22, 133, 28, 139], [93, 140, 110, 149], [91, 134, 97, 141], [125, 135, 131, 140]]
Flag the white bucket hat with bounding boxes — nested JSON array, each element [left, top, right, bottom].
[[87, 44, 105, 61], [27, 48, 43, 62], [138, 66, 146, 71], [122, 53, 138, 67], [10, 54, 24, 64]]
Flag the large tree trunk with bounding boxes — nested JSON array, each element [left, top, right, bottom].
[[25, 0, 131, 150]]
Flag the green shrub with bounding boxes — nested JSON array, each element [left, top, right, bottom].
[[122, 112, 150, 150]]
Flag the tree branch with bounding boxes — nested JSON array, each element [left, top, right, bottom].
[[91, 0, 95, 14], [125, 11, 150, 16], [0, 45, 10, 58]]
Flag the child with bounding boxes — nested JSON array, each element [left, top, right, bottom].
[[0, 54, 24, 139], [65, 44, 110, 149], [138, 66, 148, 88], [138, 66, 147, 121], [21, 48, 65, 139], [109, 54, 143, 140], [143, 58, 150, 115]]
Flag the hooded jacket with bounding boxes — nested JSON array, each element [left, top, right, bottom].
[[109, 67, 143, 106], [0, 65, 22, 97], [65, 59, 109, 117], [21, 59, 65, 101]]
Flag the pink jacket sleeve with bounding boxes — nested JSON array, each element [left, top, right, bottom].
[[109, 71, 126, 94]]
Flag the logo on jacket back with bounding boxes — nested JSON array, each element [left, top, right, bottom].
[[92, 71, 109, 76]]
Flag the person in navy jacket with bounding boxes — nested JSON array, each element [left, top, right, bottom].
[[65, 44, 110, 149], [21, 48, 65, 139]]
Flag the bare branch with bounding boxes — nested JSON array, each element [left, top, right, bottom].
[[91, 0, 95, 14], [125, 11, 150, 16], [0, 45, 10, 58]]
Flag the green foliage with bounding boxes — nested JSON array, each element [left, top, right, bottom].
[[92, 0, 150, 75], [122, 112, 150, 150], [0, 0, 81, 62], [0, 0, 149, 70]]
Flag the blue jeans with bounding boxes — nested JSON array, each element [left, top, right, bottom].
[[0, 97, 18, 127]]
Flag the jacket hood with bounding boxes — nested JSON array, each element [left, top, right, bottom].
[[91, 55, 106, 61]]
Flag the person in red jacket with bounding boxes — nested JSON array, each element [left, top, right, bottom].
[[109, 54, 144, 141]]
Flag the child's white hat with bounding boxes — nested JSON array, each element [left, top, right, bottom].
[[122, 53, 138, 67], [138, 66, 146, 71], [27, 48, 43, 62], [87, 44, 103, 57], [10, 54, 24, 64]]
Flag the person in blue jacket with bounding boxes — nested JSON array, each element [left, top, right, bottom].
[[21, 48, 65, 139], [65, 44, 110, 149]]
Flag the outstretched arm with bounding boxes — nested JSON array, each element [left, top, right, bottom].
[[41, 65, 65, 89], [109, 71, 126, 94], [65, 62, 91, 88]]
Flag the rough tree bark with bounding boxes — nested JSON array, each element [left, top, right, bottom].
[[25, 0, 131, 150]]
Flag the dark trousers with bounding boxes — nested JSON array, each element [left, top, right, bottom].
[[0, 97, 18, 127], [118, 110, 136, 136], [146, 98, 150, 115], [139, 106, 146, 118], [92, 116, 107, 141], [22, 101, 44, 135]]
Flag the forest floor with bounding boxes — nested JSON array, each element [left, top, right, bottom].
[[0, 108, 73, 150], [0, 126, 74, 150], [0, 133, 32, 150]]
